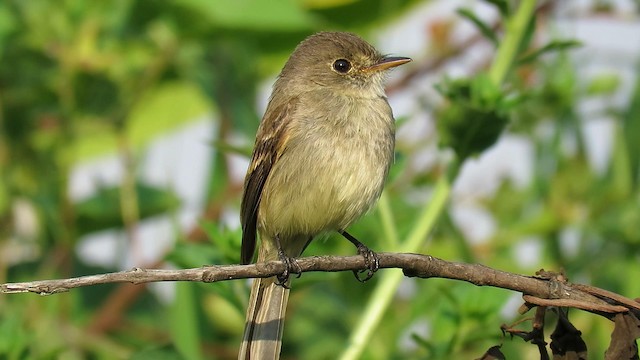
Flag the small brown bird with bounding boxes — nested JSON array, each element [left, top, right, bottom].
[[239, 31, 410, 359]]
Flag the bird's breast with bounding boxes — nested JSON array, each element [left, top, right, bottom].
[[258, 96, 395, 241]]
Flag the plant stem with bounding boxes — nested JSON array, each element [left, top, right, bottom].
[[341, 1, 539, 357], [377, 191, 399, 249], [488, 0, 538, 86], [340, 161, 459, 360]]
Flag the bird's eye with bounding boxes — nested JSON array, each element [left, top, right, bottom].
[[332, 59, 351, 73]]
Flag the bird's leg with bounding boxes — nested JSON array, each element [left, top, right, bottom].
[[274, 234, 301, 288], [340, 230, 379, 282]]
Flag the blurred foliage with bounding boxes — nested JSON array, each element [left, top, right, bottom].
[[436, 73, 514, 160], [1, 0, 640, 359]]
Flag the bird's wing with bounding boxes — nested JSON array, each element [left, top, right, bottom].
[[240, 98, 297, 264]]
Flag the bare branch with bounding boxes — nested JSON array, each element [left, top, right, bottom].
[[1, 252, 637, 319]]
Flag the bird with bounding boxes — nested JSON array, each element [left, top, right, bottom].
[[238, 31, 410, 359]]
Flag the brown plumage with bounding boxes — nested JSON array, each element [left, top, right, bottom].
[[239, 31, 410, 359]]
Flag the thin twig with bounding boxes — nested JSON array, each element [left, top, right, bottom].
[[1, 252, 634, 319]]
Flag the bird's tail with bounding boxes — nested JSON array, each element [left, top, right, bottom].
[[238, 276, 289, 360]]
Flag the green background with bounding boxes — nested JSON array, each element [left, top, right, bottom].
[[1, 0, 639, 359]]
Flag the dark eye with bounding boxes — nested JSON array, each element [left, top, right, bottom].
[[332, 59, 351, 73]]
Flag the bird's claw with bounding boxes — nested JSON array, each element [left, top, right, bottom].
[[275, 248, 301, 288], [352, 243, 379, 283]]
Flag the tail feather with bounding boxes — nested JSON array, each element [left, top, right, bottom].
[[238, 277, 290, 360]]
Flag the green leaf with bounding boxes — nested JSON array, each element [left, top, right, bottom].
[[201, 220, 242, 263], [0, 180, 7, 215], [484, 0, 510, 17], [303, 0, 360, 8], [309, 0, 422, 29], [74, 82, 212, 159], [0, 310, 29, 359], [202, 293, 245, 335], [436, 74, 512, 160], [174, 0, 317, 31], [586, 73, 621, 96], [0, 4, 17, 46], [126, 82, 213, 149], [457, 8, 498, 46], [622, 64, 640, 186], [73, 71, 120, 116], [171, 282, 203, 360], [517, 39, 582, 65], [130, 346, 185, 360], [166, 241, 228, 268], [74, 183, 180, 235]]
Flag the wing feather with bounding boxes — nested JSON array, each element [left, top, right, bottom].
[[240, 99, 297, 264]]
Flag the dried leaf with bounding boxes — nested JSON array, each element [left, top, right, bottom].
[[475, 345, 505, 360], [604, 313, 640, 360], [550, 310, 587, 360]]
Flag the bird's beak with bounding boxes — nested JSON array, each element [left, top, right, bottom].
[[364, 56, 412, 72]]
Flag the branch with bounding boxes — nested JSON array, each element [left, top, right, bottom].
[[2, 252, 638, 317]]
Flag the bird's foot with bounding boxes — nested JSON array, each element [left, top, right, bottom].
[[275, 240, 301, 288], [340, 231, 379, 283]]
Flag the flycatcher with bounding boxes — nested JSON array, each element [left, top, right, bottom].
[[239, 31, 410, 359]]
